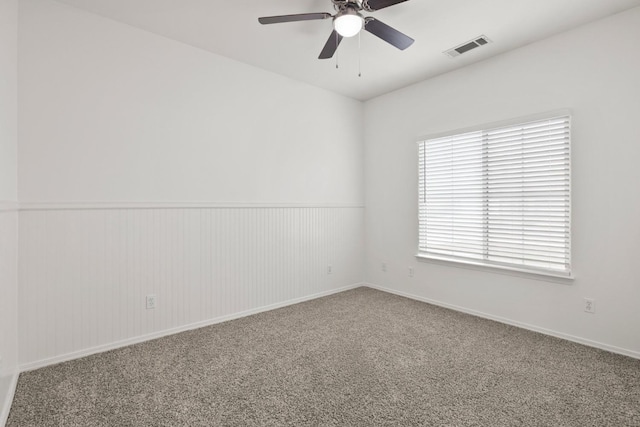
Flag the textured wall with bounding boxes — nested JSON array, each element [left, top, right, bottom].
[[363, 7, 640, 357], [0, 209, 18, 425], [19, 205, 364, 368]]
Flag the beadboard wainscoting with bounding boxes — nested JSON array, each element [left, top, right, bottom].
[[0, 205, 19, 426], [18, 204, 364, 369]]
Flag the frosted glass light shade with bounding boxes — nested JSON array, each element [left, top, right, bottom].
[[334, 12, 364, 37]]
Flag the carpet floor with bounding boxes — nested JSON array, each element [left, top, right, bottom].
[[7, 287, 640, 426]]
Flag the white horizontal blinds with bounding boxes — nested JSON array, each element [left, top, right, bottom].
[[485, 116, 570, 273], [419, 130, 485, 259], [418, 115, 571, 275]]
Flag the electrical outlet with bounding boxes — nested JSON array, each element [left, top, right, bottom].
[[584, 297, 595, 314], [381, 262, 387, 272], [146, 294, 157, 310], [327, 265, 333, 275], [408, 267, 414, 278]]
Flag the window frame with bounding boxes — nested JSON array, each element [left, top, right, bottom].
[[415, 110, 574, 282]]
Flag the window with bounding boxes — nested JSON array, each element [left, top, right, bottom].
[[418, 114, 571, 278]]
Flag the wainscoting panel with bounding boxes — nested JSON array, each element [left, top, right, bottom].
[[18, 205, 364, 367], [0, 206, 19, 426]]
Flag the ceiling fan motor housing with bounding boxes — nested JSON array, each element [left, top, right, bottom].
[[331, 0, 371, 12]]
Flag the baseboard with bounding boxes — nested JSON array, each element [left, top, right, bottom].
[[0, 372, 19, 427], [365, 283, 640, 360], [19, 283, 364, 372]]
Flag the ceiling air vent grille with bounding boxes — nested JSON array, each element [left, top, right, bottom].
[[444, 35, 491, 58]]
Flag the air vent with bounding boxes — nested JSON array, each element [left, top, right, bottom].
[[444, 35, 492, 58]]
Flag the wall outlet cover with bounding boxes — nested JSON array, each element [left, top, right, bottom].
[[584, 297, 595, 314], [146, 295, 157, 310]]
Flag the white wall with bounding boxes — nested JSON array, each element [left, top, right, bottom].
[[0, 2, 17, 201], [0, 210, 17, 425], [18, 0, 363, 204], [17, 0, 364, 367], [19, 207, 363, 368], [364, 7, 640, 357], [0, 0, 19, 423]]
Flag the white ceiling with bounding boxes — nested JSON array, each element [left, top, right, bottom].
[[54, 0, 640, 101]]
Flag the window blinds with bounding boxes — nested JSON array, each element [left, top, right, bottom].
[[418, 115, 571, 276]]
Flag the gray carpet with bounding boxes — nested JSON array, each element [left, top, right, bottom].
[[7, 287, 640, 426]]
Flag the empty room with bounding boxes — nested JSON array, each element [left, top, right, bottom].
[[1, 0, 640, 425]]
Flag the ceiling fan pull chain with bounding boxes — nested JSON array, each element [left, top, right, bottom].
[[358, 30, 362, 77], [336, 31, 340, 69]]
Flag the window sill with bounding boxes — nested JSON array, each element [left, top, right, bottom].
[[415, 253, 574, 284]]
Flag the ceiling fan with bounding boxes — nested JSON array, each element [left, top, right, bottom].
[[258, 0, 414, 59]]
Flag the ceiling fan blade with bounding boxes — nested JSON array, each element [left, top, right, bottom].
[[258, 13, 331, 25], [364, 0, 409, 11], [364, 18, 414, 50], [319, 30, 343, 59]]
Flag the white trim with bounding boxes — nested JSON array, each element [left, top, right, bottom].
[[0, 372, 19, 427], [415, 253, 574, 284], [19, 283, 364, 372], [365, 283, 640, 360], [0, 202, 18, 212], [18, 201, 365, 211]]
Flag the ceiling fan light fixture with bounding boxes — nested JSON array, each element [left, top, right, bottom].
[[333, 9, 364, 37]]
